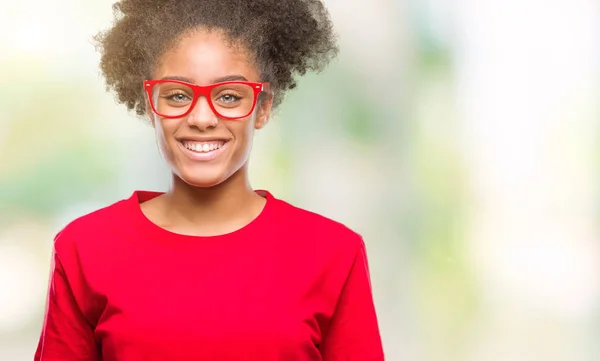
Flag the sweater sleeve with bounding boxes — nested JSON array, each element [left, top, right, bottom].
[[320, 240, 385, 361], [34, 243, 100, 361]]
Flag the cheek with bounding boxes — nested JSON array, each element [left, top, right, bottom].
[[154, 120, 176, 162], [232, 117, 256, 155]]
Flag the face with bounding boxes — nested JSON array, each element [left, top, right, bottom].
[[147, 29, 272, 188]]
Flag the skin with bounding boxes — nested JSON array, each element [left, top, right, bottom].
[[140, 28, 274, 237]]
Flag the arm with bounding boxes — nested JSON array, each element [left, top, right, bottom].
[[35, 247, 100, 361], [321, 241, 385, 361]]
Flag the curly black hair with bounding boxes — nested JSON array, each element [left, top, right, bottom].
[[94, 0, 338, 116]]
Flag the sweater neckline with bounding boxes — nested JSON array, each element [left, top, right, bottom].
[[127, 189, 276, 243]]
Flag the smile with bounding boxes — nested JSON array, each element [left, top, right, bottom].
[[178, 139, 230, 162], [181, 140, 226, 153]]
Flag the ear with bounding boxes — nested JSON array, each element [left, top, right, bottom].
[[254, 92, 273, 130]]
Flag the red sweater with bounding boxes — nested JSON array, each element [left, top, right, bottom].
[[35, 190, 384, 361]]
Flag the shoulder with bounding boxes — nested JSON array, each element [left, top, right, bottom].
[[53, 192, 140, 257], [269, 196, 369, 295], [271, 196, 365, 256]]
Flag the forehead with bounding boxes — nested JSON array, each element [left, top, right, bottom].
[[152, 29, 259, 84]]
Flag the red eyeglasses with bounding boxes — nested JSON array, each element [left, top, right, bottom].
[[143, 79, 271, 120]]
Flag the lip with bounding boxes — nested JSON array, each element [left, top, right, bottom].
[[177, 136, 231, 142], [177, 140, 230, 162]]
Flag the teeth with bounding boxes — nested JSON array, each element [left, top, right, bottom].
[[182, 141, 225, 153]]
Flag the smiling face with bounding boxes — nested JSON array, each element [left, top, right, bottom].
[[147, 29, 273, 188]]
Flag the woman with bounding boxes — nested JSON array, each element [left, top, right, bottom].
[[35, 0, 384, 360]]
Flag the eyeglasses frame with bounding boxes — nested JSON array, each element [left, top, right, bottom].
[[143, 79, 271, 120]]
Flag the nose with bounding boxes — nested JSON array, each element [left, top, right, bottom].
[[186, 96, 218, 130]]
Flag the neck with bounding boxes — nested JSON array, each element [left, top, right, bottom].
[[161, 165, 265, 232]]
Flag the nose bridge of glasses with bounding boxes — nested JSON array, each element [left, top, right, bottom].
[[191, 84, 215, 110], [185, 88, 219, 125], [189, 94, 215, 117]]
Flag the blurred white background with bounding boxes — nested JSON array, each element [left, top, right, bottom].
[[0, 0, 599, 360]]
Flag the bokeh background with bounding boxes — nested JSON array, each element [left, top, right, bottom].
[[1, 0, 599, 360]]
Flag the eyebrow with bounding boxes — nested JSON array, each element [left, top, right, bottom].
[[161, 75, 249, 83]]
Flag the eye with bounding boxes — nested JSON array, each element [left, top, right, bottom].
[[166, 92, 192, 103], [217, 93, 241, 104]]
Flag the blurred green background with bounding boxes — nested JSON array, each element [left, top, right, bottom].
[[1, 1, 599, 360]]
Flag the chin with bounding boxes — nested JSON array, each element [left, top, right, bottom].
[[179, 174, 228, 189], [169, 158, 232, 188], [171, 159, 246, 189]]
